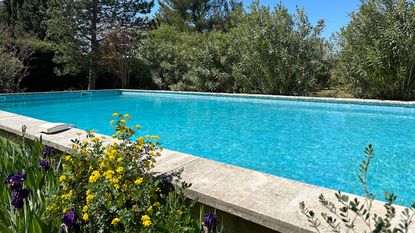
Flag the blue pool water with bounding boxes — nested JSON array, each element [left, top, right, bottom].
[[1, 91, 415, 206]]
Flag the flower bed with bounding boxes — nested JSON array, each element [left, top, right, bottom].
[[0, 114, 220, 233]]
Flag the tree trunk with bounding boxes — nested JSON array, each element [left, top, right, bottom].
[[88, 0, 98, 90]]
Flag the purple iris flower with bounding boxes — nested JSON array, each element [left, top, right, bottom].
[[203, 212, 218, 232], [39, 159, 50, 171], [62, 210, 80, 233], [11, 189, 29, 208], [43, 146, 55, 158], [4, 173, 26, 190]]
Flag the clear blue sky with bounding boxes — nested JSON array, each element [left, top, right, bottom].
[[250, 0, 362, 38]]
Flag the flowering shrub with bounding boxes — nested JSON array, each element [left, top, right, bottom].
[[51, 113, 197, 232]]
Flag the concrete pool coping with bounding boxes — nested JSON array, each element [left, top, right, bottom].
[[1, 89, 415, 107], [0, 91, 414, 232]]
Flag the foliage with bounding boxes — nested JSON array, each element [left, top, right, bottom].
[[300, 144, 415, 232], [227, 2, 329, 95], [0, 0, 49, 39], [141, 1, 330, 95], [0, 25, 35, 92], [45, 0, 155, 90], [157, 0, 241, 32], [0, 135, 61, 233], [50, 113, 198, 232], [334, 0, 415, 100]]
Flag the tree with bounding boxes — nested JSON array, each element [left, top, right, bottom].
[[334, 0, 415, 100], [99, 27, 141, 88], [0, 26, 34, 92], [0, 0, 49, 39], [157, 0, 241, 31], [46, 0, 155, 90]]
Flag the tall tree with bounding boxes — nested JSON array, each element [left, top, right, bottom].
[[0, 0, 48, 38], [46, 0, 154, 90], [157, 0, 241, 31]]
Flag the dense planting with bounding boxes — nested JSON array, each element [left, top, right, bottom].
[[0, 115, 220, 233]]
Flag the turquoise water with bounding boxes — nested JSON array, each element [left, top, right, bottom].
[[1, 91, 415, 206]]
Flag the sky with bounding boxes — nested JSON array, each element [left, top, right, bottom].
[[252, 0, 362, 38]]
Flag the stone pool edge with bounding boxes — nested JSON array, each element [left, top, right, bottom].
[[0, 110, 412, 233], [1, 89, 415, 107]]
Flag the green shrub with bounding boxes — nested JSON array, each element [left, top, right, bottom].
[[140, 1, 330, 95], [334, 0, 415, 100]]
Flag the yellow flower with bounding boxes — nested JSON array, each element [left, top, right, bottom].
[[72, 144, 78, 151], [110, 177, 120, 184], [141, 215, 152, 227], [141, 215, 150, 221], [151, 135, 159, 140], [110, 120, 115, 125], [86, 194, 94, 203], [62, 207, 68, 213], [136, 124, 141, 129], [143, 220, 152, 227], [111, 217, 121, 225], [137, 137, 144, 145], [83, 213, 89, 221], [60, 190, 73, 200], [86, 189, 91, 196], [120, 119, 126, 124], [91, 137, 99, 143], [59, 175, 67, 182], [83, 140, 89, 145], [134, 178, 144, 185], [104, 149, 117, 160], [89, 170, 101, 183], [99, 161, 105, 169], [176, 209, 183, 216], [112, 113, 118, 117], [64, 155, 72, 161], [153, 202, 160, 207], [82, 205, 89, 213], [114, 184, 120, 189], [147, 205, 153, 213], [116, 166, 124, 174], [117, 157, 123, 163], [103, 170, 115, 179], [124, 114, 130, 119]]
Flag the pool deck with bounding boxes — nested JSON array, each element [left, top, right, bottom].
[[1, 90, 414, 233]]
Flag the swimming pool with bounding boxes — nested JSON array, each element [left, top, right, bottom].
[[1, 90, 415, 206]]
